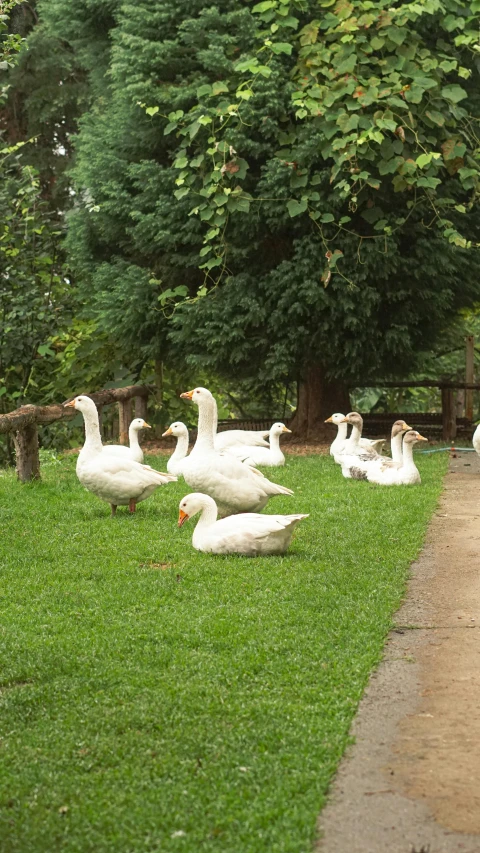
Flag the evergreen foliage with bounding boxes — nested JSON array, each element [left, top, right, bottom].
[[4, 1, 480, 430]]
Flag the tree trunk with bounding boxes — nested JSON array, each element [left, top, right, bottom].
[[14, 424, 40, 482], [154, 359, 163, 437], [289, 365, 351, 441]]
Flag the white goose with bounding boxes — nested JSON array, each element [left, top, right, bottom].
[[179, 387, 293, 514], [333, 412, 379, 477], [162, 421, 258, 476], [365, 430, 428, 485], [162, 421, 189, 477], [178, 493, 308, 556], [325, 413, 385, 456], [215, 428, 270, 451], [64, 395, 176, 515], [103, 417, 151, 464], [473, 424, 480, 456], [225, 422, 291, 466]]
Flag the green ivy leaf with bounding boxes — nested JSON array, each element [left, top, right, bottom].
[[287, 199, 308, 217], [441, 85, 468, 103]]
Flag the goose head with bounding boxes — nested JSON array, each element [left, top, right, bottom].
[[178, 492, 215, 526], [131, 418, 151, 432], [64, 395, 97, 416], [391, 419, 412, 438], [162, 421, 188, 438], [271, 422, 291, 436], [324, 413, 345, 426], [403, 430, 428, 445], [180, 387, 213, 406], [341, 412, 363, 430]]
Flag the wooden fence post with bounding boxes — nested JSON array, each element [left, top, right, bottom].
[[441, 387, 457, 441], [118, 398, 132, 445], [465, 335, 475, 421], [135, 394, 148, 422], [13, 423, 40, 482]]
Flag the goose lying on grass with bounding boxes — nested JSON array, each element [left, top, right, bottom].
[[225, 422, 291, 467], [179, 387, 293, 514], [64, 396, 176, 515], [162, 422, 189, 477], [355, 430, 428, 485], [178, 493, 308, 556], [215, 428, 270, 451], [325, 412, 385, 456], [162, 421, 257, 477], [333, 412, 379, 478], [347, 419, 412, 479], [103, 417, 151, 464]]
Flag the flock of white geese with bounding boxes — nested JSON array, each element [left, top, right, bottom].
[[65, 388, 428, 557]]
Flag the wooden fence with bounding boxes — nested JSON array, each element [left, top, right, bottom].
[[0, 385, 151, 482], [354, 380, 480, 441]]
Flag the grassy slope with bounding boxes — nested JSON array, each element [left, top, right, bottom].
[[0, 452, 447, 853]]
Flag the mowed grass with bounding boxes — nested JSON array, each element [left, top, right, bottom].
[[0, 451, 447, 853]]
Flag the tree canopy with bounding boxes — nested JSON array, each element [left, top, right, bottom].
[[2, 0, 480, 435]]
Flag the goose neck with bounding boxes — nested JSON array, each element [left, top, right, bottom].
[[348, 423, 362, 448], [192, 500, 218, 546], [193, 396, 218, 453], [390, 432, 404, 465], [81, 406, 103, 456], [336, 422, 348, 441], [401, 440, 416, 470], [172, 431, 189, 461], [129, 425, 141, 453]]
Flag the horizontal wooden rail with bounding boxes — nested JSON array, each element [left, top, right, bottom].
[[0, 385, 153, 482], [351, 380, 480, 390]]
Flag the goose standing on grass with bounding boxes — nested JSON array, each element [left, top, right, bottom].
[[179, 388, 293, 514], [325, 413, 385, 456], [64, 396, 176, 515], [162, 421, 189, 477], [349, 419, 412, 479], [215, 428, 270, 451], [225, 422, 291, 467], [103, 417, 151, 464], [364, 430, 428, 485], [178, 493, 308, 556]]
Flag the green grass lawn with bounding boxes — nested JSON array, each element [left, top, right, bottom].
[[0, 451, 447, 853]]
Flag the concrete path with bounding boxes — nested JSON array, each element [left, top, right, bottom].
[[317, 453, 480, 853]]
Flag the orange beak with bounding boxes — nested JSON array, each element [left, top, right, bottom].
[[64, 399, 76, 409], [180, 390, 194, 400], [324, 416, 333, 423], [416, 433, 428, 441], [143, 422, 152, 429], [282, 426, 292, 433], [340, 416, 349, 423], [162, 427, 173, 437], [402, 422, 413, 431], [178, 509, 189, 527]]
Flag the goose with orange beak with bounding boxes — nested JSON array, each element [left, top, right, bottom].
[[324, 412, 385, 457], [178, 387, 293, 514], [102, 417, 151, 464], [225, 422, 291, 467], [64, 395, 176, 516], [177, 493, 308, 556], [362, 430, 428, 485]]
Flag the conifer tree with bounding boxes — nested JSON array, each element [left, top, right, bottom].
[[15, 0, 480, 435]]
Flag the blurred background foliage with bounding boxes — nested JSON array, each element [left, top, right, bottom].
[[1, 0, 480, 465]]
